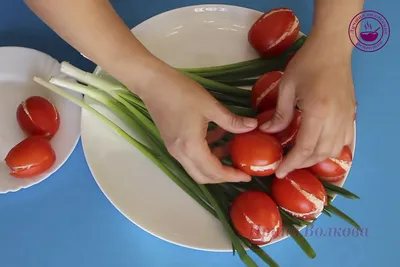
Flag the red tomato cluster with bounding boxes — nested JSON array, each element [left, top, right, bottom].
[[229, 7, 355, 244], [4, 96, 60, 178]]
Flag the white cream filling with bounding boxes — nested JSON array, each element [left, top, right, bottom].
[[255, 78, 281, 108], [259, 8, 290, 21], [245, 215, 281, 243], [330, 158, 351, 172], [12, 163, 40, 172], [283, 179, 325, 217], [247, 156, 282, 173]]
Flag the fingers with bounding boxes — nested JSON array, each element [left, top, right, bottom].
[[206, 127, 227, 144], [210, 105, 257, 134], [169, 137, 250, 184], [275, 113, 323, 178], [211, 142, 231, 160], [189, 141, 251, 184], [260, 80, 296, 133]]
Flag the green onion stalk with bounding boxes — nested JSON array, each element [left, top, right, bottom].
[[34, 68, 279, 267], [178, 35, 307, 77]]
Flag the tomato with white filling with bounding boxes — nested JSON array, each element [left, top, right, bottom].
[[230, 190, 282, 245], [5, 136, 56, 178], [270, 169, 328, 220]]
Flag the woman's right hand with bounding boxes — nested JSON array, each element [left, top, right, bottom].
[[131, 60, 258, 184]]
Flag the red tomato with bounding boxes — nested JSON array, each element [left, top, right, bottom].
[[270, 169, 328, 220], [248, 8, 300, 57], [256, 109, 302, 148], [17, 96, 60, 139], [308, 146, 353, 183], [251, 71, 283, 112], [4, 136, 56, 178], [230, 190, 282, 245], [230, 130, 283, 176]]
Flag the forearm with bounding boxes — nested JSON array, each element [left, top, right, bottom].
[[309, 0, 365, 59], [24, 0, 162, 95]]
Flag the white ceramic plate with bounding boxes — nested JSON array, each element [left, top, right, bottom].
[[0, 47, 82, 193], [81, 5, 356, 251]]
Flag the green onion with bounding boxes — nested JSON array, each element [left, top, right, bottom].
[[325, 204, 361, 230], [179, 71, 251, 97], [322, 210, 332, 217], [215, 78, 258, 87], [178, 35, 306, 74], [211, 92, 252, 108], [283, 223, 316, 259], [194, 59, 284, 79], [280, 211, 316, 259], [320, 180, 360, 200]]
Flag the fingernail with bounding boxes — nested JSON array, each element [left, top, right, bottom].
[[244, 118, 257, 128], [276, 171, 287, 178], [260, 121, 271, 131]]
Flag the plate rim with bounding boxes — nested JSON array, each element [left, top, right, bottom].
[[81, 3, 357, 251], [0, 46, 82, 194]]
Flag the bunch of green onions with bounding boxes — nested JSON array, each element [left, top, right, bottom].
[[33, 36, 361, 267]]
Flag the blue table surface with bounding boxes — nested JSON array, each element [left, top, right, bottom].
[[1, 0, 399, 266]]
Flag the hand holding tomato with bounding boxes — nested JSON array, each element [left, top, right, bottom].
[[131, 59, 257, 184], [259, 32, 356, 178]]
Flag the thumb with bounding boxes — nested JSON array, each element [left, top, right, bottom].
[[210, 104, 257, 133], [260, 81, 296, 133]]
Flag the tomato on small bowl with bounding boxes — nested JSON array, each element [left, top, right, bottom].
[[5, 136, 56, 178], [230, 190, 282, 245], [270, 169, 328, 220], [17, 96, 60, 139], [230, 130, 283, 176]]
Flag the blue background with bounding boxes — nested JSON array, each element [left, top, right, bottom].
[[0, 0, 398, 266]]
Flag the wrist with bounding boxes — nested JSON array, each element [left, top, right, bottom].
[[111, 51, 169, 98], [306, 27, 353, 64]]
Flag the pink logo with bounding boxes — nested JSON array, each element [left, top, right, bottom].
[[348, 10, 390, 52]]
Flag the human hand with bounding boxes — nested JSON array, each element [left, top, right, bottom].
[[259, 35, 356, 178], [133, 60, 258, 184]]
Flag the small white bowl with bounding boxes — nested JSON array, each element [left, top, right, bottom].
[[0, 47, 82, 193]]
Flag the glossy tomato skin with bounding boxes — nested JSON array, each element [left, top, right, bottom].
[[248, 8, 300, 57], [251, 71, 283, 112], [230, 130, 283, 176], [17, 96, 60, 139], [5, 136, 56, 178], [257, 109, 301, 148], [230, 190, 282, 245], [270, 169, 327, 220], [309, 146, 353, 183]]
